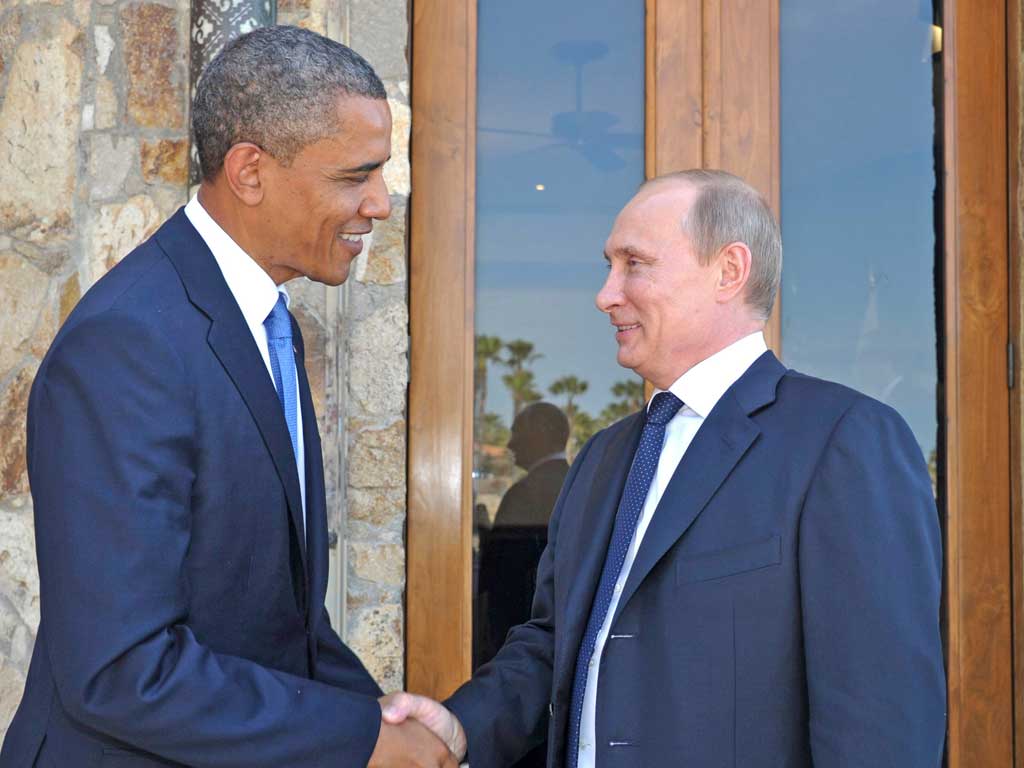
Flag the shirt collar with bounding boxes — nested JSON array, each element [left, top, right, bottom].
[[650, 331, 768, 419], [184, 195, 286, 330], [527, 451, 567, 473]]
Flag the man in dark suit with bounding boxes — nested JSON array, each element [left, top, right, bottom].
[[476, 403, 570, 768], [384, 170, 946, 767], [477, 402, 571, 667], [1, 26, 455, 768]]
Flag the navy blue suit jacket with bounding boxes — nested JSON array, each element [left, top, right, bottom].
[[447, 351, 946, 767], [1, 211, 383, 767]]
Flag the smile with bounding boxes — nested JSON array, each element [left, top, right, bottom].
[[338, 233, 364, 243], [615, 323, 641, 332]]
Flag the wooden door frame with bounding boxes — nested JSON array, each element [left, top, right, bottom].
[[1008, 1, 1023, 766], [943, 1, 1014, 764], [407, 4, 1017, 765]]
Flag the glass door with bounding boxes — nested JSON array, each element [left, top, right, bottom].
[[408, 3, 1013, 762], [470, 0, 645, 675]]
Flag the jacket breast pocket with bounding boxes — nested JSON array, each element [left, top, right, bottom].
[[676, 535, 781, 584]]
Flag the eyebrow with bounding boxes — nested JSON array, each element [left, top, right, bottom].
[[605, 244, 648, 261], [327, 156, 391, 176]]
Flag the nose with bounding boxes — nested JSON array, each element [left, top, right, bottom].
[[596, 266, 622, 314], [361, 171, 392, 220]]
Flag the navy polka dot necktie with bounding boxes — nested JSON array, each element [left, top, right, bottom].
[[566, 391, 684, 766]]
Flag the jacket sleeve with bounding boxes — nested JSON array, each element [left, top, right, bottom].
[[314, 606, 384, 697], [30, 310, 381, 767], [798, 396, 946, 767], [445, 435, 597, 768]]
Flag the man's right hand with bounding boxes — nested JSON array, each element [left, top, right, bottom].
[[379, 692, 467, 762], [368, 718, 459, 768]]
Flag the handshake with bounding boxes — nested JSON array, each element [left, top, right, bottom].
[[368, 692, 468, 768]]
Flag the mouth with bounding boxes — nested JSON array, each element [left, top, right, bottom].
[[614, 322, 641, 341], [336, 230, 369, 256]]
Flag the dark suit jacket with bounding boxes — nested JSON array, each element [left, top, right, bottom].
[[0, 210, 383, 768], [447, 351, 946, 768], [477, 458, 570, 663]]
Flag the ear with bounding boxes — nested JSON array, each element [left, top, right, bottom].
[[714, 241, 753, 304], [221, 142, 267, 207]]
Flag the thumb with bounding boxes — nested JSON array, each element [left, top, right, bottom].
[[379, 692, 414, 723]]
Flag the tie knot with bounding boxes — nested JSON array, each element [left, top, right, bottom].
[[646, 391, 683, 426], [264, 293, 292, 341]]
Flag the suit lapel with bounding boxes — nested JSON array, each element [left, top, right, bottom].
[[611, 351, 785, 627], [293, 317, 328, 631], [156, 210, 308, 574], [554, 414, 643, 683]]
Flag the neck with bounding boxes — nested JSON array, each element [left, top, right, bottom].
[[650, 322, 764, 390], [197, 183, 285, 285]]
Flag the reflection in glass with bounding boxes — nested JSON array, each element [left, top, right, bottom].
[[471, 6, 645, 745], [780, 0, 943, 487]]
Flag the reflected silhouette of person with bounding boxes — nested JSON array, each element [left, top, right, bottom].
[[476, 402, 570, 768], [495, 402, 571, 529], [477, 402, 570, 662]]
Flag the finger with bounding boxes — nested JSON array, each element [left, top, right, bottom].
[[380, 692, 413, 723]]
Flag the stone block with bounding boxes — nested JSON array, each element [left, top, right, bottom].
[[0, 660, 26, 736], [350, 0, 408, 82], [140, 139, 188, 186], [59, 272, 81, 324], [355, 195, 406, 285], [10, 240, 67, 275], [346, 604, 402, 692], [0, 511, 39, 631], [87, 194, 162, 285], [297, 15, 326, 36], [349, 542, 404, 587], [0, 10, 22, 79], [120, 2, 184, 129], [88, 134, 138, 201], [95, 76, 118, 129], [348, 421, 405, 489], [0, 253, 48, 378], [348, 301, 408, 417], [383, 93, 410, 196], [0, 366, 36, 497], [346, 487, 404, 534], [94, 24, 113, 73], [0, 17, 82, 242]]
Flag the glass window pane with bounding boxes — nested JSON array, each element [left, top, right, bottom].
[[472, 0, 645, 693], [780, 0, 943, 486]]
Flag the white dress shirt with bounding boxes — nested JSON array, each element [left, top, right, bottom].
[[184, 196, 306, 534], [577, 331, 768, 766]]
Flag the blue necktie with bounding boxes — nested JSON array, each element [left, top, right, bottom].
[[566, 391, 683, 766], [264, 294, 299, 461]]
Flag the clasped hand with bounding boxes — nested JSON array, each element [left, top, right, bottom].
[[368, 692, 468, 768]]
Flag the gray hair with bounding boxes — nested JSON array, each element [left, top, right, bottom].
[[644, 169, 782, 320], [192, 25, 386, 181]]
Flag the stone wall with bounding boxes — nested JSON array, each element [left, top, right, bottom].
[[0, 0, 411, 735], [279, 0, 411, 697], [0, 0, 191, 734]]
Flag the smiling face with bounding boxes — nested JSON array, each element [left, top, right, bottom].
[[596, 183, 727, 389], [255, 95, 392, 286]]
